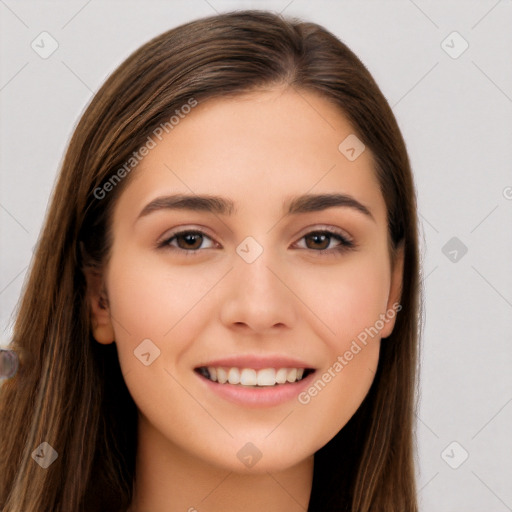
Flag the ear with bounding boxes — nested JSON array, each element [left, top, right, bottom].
[[84, 267, 115, 345], [380, 242, 404, 339]]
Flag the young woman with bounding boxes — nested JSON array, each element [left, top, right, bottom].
[[0, 10, 421, 512]]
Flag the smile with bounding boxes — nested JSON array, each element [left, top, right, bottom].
[[195, 366, 315, 387]]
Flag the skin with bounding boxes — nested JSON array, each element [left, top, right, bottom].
[[87, 86, 403, 512]]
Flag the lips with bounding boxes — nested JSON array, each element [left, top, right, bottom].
[[194, 357, 317, 408]]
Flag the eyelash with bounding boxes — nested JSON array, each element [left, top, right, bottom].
[[157, 227, 356, 258]]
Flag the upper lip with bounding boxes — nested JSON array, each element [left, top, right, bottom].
[[195, 355, 314, 370]]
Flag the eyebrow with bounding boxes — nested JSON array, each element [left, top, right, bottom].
[[136, 193, 375, 222]]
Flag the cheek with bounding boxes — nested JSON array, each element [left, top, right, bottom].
[[293, 268, 386, 446], [301, 253, 392, 347], [105, 249, 226, 367], [273, 254, 390, 435]]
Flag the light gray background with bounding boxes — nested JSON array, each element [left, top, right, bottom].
[[1, 1, 511, 510]]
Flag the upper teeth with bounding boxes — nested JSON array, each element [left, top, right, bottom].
[[201, 367, 306, 386]]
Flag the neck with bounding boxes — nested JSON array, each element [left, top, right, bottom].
[[128, 414, 314, 512]]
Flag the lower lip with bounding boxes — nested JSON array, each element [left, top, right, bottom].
[[196, 370, 316, 408]]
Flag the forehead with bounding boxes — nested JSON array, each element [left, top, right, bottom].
[[115, 87, 387, 224]]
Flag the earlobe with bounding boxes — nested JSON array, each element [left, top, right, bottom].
[[381, 242, 405, 339], [84, 268, 115, 345]]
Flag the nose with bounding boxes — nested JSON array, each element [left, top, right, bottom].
[[219, 249, 297, 335]]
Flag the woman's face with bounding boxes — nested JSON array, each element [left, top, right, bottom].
[[90, 87, 403, 473]]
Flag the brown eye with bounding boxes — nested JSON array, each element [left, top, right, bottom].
[[159, 230, 216, 254], [294, 229, 355, 255], [175, 232, 204, 250], [295, 229, 357, 257], [304, 233, 332, 250]]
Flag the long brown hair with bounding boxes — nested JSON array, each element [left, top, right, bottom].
[[0, 10, 421, 511]]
